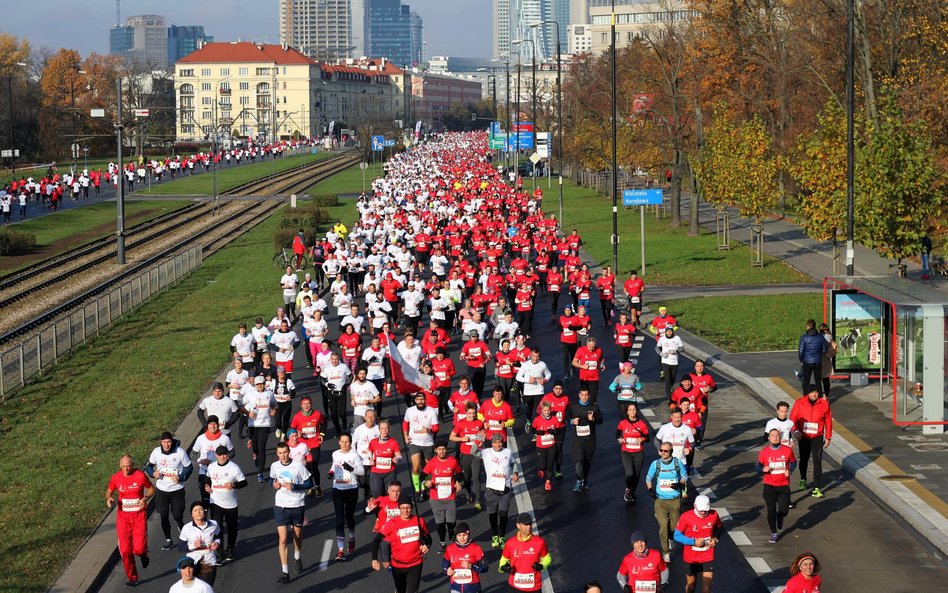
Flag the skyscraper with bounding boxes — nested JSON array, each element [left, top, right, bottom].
[[279, 0, 355, 60], [367, 0, 413, 66], [495, 1, 572, 61], [409, 10, 424, 65], [492, 0, 514, 59], [109, 15, 168, 69], [168, 25, 213, 65]]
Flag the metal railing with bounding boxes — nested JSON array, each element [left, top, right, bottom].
[[0, 246, 203, 401]]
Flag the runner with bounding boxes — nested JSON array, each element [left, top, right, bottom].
[[198, 383, 239, 438], [532, 401, 560, 490], [687, 360, 717, 448], [623, 270, 645, 327], [350, 367, 382, 428], [352, 409, 380, 502], [450, 402, 487, 508], [204, 446, 246, 562], [616, 530, 668, 593], [371, 493, 432, 593], [460, 330, 492, 399], [422, 440, 464, 551], [790, 384, 832, 498], [368, 419, 403, 497], [279, 266, 299, 321], [674, 495, 724, 593], [573, 337, 605, 404], [655, 408, 695, 469], [106, 455, 154, 588], [177, 501, 221, 586], [784, 552, 822, 593], [756, 428, 798, 543], [645, 441, 688, 562], [568, 387, 603, 492], [516, 348, 551, 430], [537, 381, 569, 479], [168, 557, 213, 593], [241, 376, 277, 483], [764, 401, 795, 447], [442, 521, 489, 592], [656, 327, 684, 398], [481, 434, 520, 548], [609, 362, 642, 416], [499, 513, 552, 593], [289, 395, 326, 496], [270, 441, 314, 583], [403, 392, 440, 499], [270, 319, 300, 375], [191, 417, 234, 508], [322, 352, 353, 437], [145, 432, 193, 552], [613, 312, 636, 365], [479, 386, 516, 445], [616, 402, 650, 502], [272, 367, 296, 440], [329, 433, 365, 561]]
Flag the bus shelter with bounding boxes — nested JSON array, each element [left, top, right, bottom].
[[823, 276, 947, 435]]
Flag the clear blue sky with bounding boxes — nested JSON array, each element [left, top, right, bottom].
[[3, 0, 492, 59]]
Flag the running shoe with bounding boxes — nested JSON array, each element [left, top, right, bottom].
[[811, 487, 824, 498], [491, 535, 500, 548], [662, 553, 671, 563], [125, 580, 138, 588], [161, 539, 175, 551], [659, 370, 665, 379], [545, 480, 552, 491], [497, 536, 506, 548], [473, 501, 482, 511], [624, 488, 632, 502], [554, 471, 564, 480], [335, 549, 347, 562], [572, 480, 583, 493], [140, 555, 150, 569], [295, 558, 303, 573], [258, 473, 266, 483], [798, 479, 807, 490], [440, 541, 447, 553], [315, 486, 323, 497], [225, 548, 234, 562], [538, 470, 544, 479], [348, 539, 356, 555], [277, 572, 290, 584]]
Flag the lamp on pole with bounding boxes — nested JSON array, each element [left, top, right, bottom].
[[115, 78, 126, 265], [7, 62, 27, 179], [845, 0, 855, 275], [610, 0, 619, 273], [531, 19, 563, 225], [512, 38, 537, 189], [492, 56, 512, 169]]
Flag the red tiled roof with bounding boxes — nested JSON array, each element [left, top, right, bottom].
[[177, 42, 317, 65]]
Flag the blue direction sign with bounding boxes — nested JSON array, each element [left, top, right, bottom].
[[371, 135, 385, 151], [384, 139, 396, 147], [622, 188, 663, 206]]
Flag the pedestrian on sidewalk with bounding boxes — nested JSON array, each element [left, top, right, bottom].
[[818, 323, 837, 397], [797, 320, 827, 395], [791, 385, 832, 498], [784, 552, 822, 593], [920, 233, 933, 279]]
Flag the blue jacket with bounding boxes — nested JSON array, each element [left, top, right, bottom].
[[798, 329, 827, 364]]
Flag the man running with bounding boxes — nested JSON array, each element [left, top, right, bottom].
[[674, 495, 723, 593], [646, 441, 688, 562], [499, 513, 552, 593], [568, 387, 603, 492], [270, 441, 314, 583], [422, 440, 464, 551], [616, 530, 668, 593], [204, 446, 246, 563], [145, 432, 193, 552], [756, 428, 797, 543], [403, 392, 440, 499], [106, 454, 154, 588], [371, 493, 432, 593], [791, 385, 832, 498]]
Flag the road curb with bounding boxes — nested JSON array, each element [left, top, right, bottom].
[[682, 338, 948, 559]]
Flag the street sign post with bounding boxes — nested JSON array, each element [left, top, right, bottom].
[[133, 109, 150, 118], [360, 161, 369, 191], [536, 132, 551, 159], [371, 135, 385, 152], [622, 189, 664, 275]]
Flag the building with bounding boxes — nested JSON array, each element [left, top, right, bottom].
[[279, 0, 356, 61], [587, 0, 697, 54], [492, 0, 514, 60], [168, 26, 213, 66], [570, 0, 589, 25], [110, 15, 169, 69], [410, 72, 483, 130], [568, 23, 592, 54], [367, 0, 413, 67], [409, 10, 424, 66], [494, 1, 573, 63]]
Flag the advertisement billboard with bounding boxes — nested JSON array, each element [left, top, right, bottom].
[[831, 290, 886, 372]]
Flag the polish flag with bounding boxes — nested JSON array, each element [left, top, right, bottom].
[[387, 340, 432, 395]]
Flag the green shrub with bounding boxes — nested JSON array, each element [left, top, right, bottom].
[[279, 204, 327, 231], [311, 194, 338, 207], [0, 227, 37, 255], [273, 227, 321, 250]]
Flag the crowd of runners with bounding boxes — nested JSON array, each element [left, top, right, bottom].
[[107, 132, 825, 593]]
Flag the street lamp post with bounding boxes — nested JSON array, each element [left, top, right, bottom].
[[532, 20, 563, 224], [513, 38, 537, 188], [115, 78, 126, 265], [845, 0, 855, 275], [610, 0, 619, 273], [492, 57, 512, 169]]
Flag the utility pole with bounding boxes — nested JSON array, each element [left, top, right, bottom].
[[115, 78, 126, 265], [610, 0, 619, 273], [845, 0, 855, 275]]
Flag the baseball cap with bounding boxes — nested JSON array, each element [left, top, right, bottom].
[[254, 376, 265, 384], [695, 495, 711, 511]]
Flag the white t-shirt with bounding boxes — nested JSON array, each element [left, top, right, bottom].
[[330, 449, 365, 490], [251, 325, 271, 351], [270, 331, 299, 363], [242, 389, 277, 428], [269, 460, 312, 508], [288, 441, 310, 464], [340, 314, 366, 334], [168, 577, 214, 593], [198, 396, 239, 434], [230, 333, 256, 363], [179, 520, 221, 566], [280, 273, 298, 297], [273, 378, 296, 403], [403, 406, 440, 447], [192, 433, 234, 475], [493, 320, 519, 341], [148, 445, 193, 493], [655, 422, 695, 464], [481, 447, 515, 491], [350, 380, 380, 417], [352, 423, 380, 464], [206, 460, 246, 509], [224, 369, 249, 401], [402, 290, 424, 317], [304, 317, 328, 343], [321, 363, 352, 390], [397, 342, 422, 370], [361, 348, 387, 380], [516, 360, 551, 396], [657, 335, 685, 366], [429, 296, 448, 320], [765, 417, 796, 447]]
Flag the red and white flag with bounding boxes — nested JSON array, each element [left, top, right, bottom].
[[387, 340, 431, 395]]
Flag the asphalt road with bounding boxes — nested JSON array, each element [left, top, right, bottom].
[[94, 276, 946, 593]]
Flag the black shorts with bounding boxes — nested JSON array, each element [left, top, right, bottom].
[[629, 299, 643, 312], [687, 560, 714, 575], [273, 505, 305, 527], [415, 250, 430, 264]]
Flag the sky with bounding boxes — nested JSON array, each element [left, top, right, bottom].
[[3, 0, 492, 59]]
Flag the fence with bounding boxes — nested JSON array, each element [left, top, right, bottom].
[[0, 245, 203, 401]]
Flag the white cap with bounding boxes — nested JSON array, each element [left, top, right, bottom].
[[254, 376, 265, 384], [694, 495, 711, 512]]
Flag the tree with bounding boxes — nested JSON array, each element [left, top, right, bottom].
[[855, 89, 943, 263], [38, 48, 83, 160]]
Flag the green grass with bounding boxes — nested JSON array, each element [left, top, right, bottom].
[[0, 163, 367, 593], [650, 293, 823, 352], [137, 151, 335, 196], [560, 179, 810, 285], [306, 161, 382, 197]]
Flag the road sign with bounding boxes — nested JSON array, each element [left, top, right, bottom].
[[536, 132, 551, 159], [90, 108, 106, 118], [490, 121, 502, 136], [134, 109, 150, 117], [359, 162, 369, 170], [371, 135, 384, 151], [529, 152, 541, 165], [489, 133, 507, 150], [71, 143, 80, 158], [384, 139, 396, 147], [622, 189, 663, 206], [507, 121, 535, 150]]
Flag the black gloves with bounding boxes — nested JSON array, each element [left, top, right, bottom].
[[500, 563, 512, 574], [342, 462, 354, 472], [531, 562, 543, 572]]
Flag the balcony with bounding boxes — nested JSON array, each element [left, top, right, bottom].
[[219, 88, 231, 95]]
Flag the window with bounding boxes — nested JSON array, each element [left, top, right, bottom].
[[201, 68, 211, 76], [239, 82, 249, 90], [181, 124, 194, 134], [221, 111, 231, 119], [202, 97, 212, 105], [221, 68, 230, 76], [239, 67, 248, 76], [239, 96, 249, 105], [179, 83, 194, 95], [256, 67, 270, 76], [179, 69, 194, 77], [283, 81, 287, 89], [283, 67, 287, 75], [202, 111, 212, 119], [201, 82, 212, 91], [220, 82, 231, 91], [601, 33, 608, 43]]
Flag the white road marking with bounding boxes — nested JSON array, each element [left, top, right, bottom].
[[507, 428, 555, 593], [318, 538, 333, 571], [699, 487, 717, 499], [729, 530, 752, 546], [747, 557, 772, 575], [716, 507, 732, 521], [643, 408, 656, 417]]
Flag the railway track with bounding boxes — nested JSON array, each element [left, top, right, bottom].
[[225, 150, 361, 196], [0, 153, 360, 346]]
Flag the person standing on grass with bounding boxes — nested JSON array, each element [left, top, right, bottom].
[[106, 454, 154, 588]]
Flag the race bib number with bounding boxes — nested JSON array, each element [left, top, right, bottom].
[[586, 360, 597, 370], [488, 420, 502, 430], [769, 461, 786, 472], [576, 425, 591, 437], [345, 347, 356, 357], [692, 541, 710, 552], [435, 477, 453, 499], [121, 498, 142, 512], [658, 478, 676, 492], [540, 434, 555, 446], [386, 507, 400, 518], [469, 348, 481, 357], [499, 365, 512, 375], [579, 291, 590, 300], [672, 444, 685, 458], [625, 437, 641, 449], [335, 470, 352, 484], [453, 568, 473, 584], [301, 426, 317, 438], [630, 296, 641, 303], [375, 456, 393, 470], [413, 424, 428, 434], [635, 580, 658, 593], [562, 328, 573, 336], [436, 372, 447, 380], [397, 526, 420, 544], [803, 421, 819, 435], [211, 479, 228, 490], [550, 284, 560, 292], [513, 572, 536, 589], [486, 472, 506, 491], [618, 334, 630, 345]]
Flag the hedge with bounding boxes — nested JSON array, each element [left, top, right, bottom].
[[0, 227, 37, 255]]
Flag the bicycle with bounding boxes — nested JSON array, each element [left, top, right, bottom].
[[273, 247, 310, 271]]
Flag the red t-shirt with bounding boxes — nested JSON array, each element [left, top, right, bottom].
[[689, 372, 717, 399], [479, 399, 513, 441], [430, 357, 456, 390], [494, 351, 517, 379], [614, 323, 636, 347], [617, 418, 650, 453], [108, 470, 153, 514], [338, 332, 362, 358], [532, 415, 560, 449], [371, 495, 401, 531], [502, 534, 549, 591], [290, 410, 325, 449], [783, 573, 822, 593], [368, 437, 401, 474], [618, 548, 667, 591], [537, 392, 569, 427], [452, 417, 485, 455], [444, 542, 486, 585], [559, 315, 581, 344], [574, 346, 604, 381], [515, 289, 534, 312], [422, 456, 462, 501], [757, 444, 796, 487], [675, 510, 723, 563], [462, 341, 491, 369], [379, 515, 430, 568], [449, 390, 480, 425], [670, 387, 706, 412], [624, 277, 645, 300]]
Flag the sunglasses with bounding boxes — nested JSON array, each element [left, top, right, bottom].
[[660, 449, 672, 453]]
